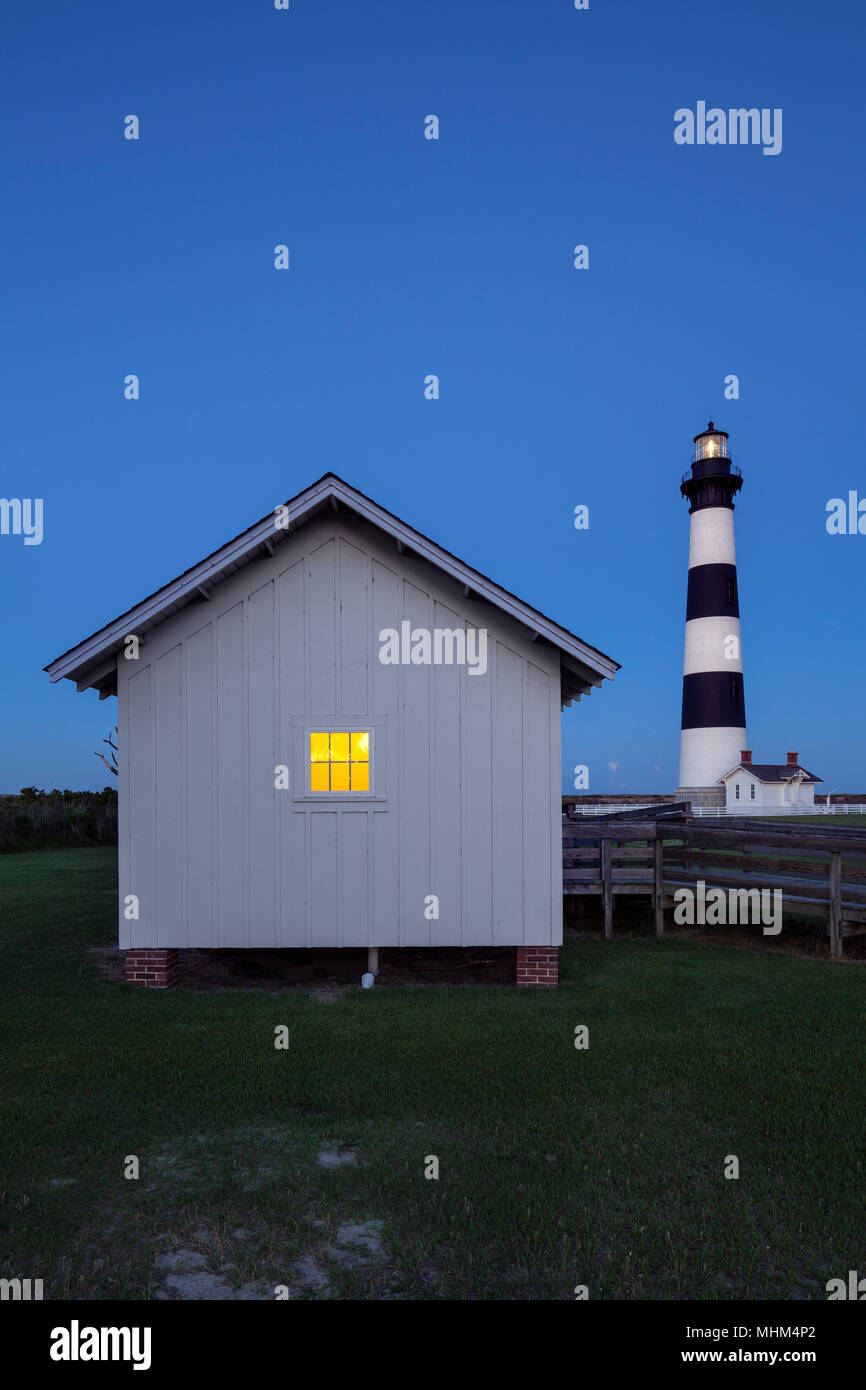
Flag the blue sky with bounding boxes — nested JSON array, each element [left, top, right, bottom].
[[1, 0, 864, 794]]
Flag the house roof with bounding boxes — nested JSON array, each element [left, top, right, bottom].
[[718, 763, 823, 784], [44, 472, 620, 707]]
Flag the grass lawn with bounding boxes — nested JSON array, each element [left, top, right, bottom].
[[1, 847, 864, 1301], [759, 814, 866, 826]]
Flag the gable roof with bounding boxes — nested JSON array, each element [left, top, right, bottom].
[[45, 472, 619, 707], [718, 762, 822, 784]]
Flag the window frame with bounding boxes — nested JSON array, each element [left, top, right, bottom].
[[292, 715, 389, 804]]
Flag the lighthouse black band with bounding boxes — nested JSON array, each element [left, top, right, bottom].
[[685, 563, 739, 621], [681, 671, 746, 729]]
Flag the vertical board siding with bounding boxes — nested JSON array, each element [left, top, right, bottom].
[[117, 667, 130, 949], [278, 561, 306, 946], [186, 626, 214, 947], [525, 660, 554, 945], [155, 646, 184, 946], [548, 672, 563, 944], [248, 582, 276, 946], [370, 559, 401, 946], [125, 665, 154, 948], [430, 601, 462, 946], [340, 811, 369, 947], [217, 603, 245, 947], [493, 642, 525, 945], [461, 626, 494, 945], [120, 516, 561, 951], [399, 581, 431, 947], [310, 811, 338, 945]]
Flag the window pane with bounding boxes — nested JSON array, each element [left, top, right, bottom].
[[309, 729, 371, 793], [310, 732, 330, 763], [330, 762, 350, 791], [330, 732, 350, 762], [310, 762, 329, 792]]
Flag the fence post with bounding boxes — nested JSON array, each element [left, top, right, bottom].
[[829, 850, 842, 960], [653, 830, 665, 936], [601, 837, 613, 939]]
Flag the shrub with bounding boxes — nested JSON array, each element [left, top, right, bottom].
[[0, 791, 118, 853]]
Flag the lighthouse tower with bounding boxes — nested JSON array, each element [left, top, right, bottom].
[[677, 422, 746, 807]]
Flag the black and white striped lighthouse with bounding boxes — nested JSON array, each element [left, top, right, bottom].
[[677, 422, 747, 801]]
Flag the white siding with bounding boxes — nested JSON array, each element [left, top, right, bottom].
[[118, 512, 561, 951], [723, 774, 816, 808]]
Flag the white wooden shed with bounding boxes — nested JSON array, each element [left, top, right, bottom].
[[45, 474, 618, 987]]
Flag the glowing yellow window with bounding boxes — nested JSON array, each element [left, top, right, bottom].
[[309, 731, 370, 792]]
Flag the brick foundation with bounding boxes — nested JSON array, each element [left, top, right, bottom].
[[124, 948, 180, 989], [516, 946, 558, 988]]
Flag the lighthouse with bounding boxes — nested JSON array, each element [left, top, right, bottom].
[[677, 422, 747, 807]]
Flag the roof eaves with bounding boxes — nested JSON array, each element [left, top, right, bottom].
[[45, 472, 620, 688]]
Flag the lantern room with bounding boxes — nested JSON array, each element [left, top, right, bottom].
[[692, 422, 729, 462]]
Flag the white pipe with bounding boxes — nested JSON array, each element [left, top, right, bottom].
[[368, 947, 379, 976]]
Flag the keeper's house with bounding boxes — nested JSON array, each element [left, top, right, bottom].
[[45, 475, 618, 988], [719, 750, 822, 809]]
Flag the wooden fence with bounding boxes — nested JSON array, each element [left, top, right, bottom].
[[562, 816, 866, 958]]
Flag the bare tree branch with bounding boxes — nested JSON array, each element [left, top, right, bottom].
[[93, 726, 118, 777]]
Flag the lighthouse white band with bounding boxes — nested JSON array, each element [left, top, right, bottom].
[[679, 726, 747, 789], [688, 506, 737, 569], [682, 616, 743, 676]]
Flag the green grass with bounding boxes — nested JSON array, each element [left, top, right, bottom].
[[1, 848, 865, 1301], [758, 814, 866, 826]]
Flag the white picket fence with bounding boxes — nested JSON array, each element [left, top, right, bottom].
[[567, 802, 866, 818]]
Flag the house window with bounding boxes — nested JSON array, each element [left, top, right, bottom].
[[750, 784, 755, 800], [735, 783, 740, 799], [310, 731, 370, 792], [729, 674, 741, 704], [727, 577, 737, 605]]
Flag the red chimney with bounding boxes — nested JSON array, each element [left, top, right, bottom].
[[786, 751, 799, 766], [741, 750, 752, 764]]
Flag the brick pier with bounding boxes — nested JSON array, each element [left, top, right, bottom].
[[124, 948, 180, 989], [516, 945, 558, 988]]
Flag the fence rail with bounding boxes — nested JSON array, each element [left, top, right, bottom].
[[562, 818, 866, 958], [566, 802, 866, 818], [693, 804, 866, 818], [568, 802, 680, 817]]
